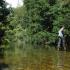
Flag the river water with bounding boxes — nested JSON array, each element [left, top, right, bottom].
[[0, 49, 70, 70]]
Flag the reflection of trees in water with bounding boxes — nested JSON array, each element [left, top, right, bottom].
[[56, 51, 66, 70], [0, 47, 8, 70]]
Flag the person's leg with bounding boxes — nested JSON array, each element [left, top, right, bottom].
[[57, 37, 61, 50], [62, 37, 66, 50]]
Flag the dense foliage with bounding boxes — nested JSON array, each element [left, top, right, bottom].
[[23, 0, 70, 47], [4, 0, 70, 50], [0, 0, 10, 45]]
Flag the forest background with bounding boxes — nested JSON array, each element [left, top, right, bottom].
[[0, 0, 70, 53]]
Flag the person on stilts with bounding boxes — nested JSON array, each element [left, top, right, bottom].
[[57, 26, 66, 51]]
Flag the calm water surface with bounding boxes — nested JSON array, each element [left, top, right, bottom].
[[1, 49, 70, 70]]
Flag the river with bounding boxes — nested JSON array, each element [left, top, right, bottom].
[[0, 48, 70, 70]]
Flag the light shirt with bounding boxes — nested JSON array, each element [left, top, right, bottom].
[[58, 27, 64, 38]]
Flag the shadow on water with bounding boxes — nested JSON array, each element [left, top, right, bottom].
[[0, 63, 8, 70], [0, 47, 9, 70]]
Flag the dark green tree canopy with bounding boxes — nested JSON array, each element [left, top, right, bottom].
[[0, 0, 10, 23], [23, 0, 70, 46], [0, 0, 10, 45]]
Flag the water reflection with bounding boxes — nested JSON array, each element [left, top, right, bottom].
[[56, 51, 70, 70], [0, 47, 8, 70], [3, 49, 70, 70], [56, 51, 65, 70]]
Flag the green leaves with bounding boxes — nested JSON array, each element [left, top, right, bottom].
[[4, 0, 70, 49]]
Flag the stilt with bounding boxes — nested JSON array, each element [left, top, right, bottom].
[[57, 37, 66, 51], [63, 37, 66, 51], [57, 37, 61, 51]]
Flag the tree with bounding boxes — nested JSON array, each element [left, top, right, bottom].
[[23, 0, 70, 47], [5, 0, 70, 49], [0, 0, 10, 45]]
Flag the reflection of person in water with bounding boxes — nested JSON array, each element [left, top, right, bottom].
[[56, 51, 65, 70], [57, 26, 66, 50]]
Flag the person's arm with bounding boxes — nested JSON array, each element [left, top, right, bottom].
[[59, 27, 64, 32]]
